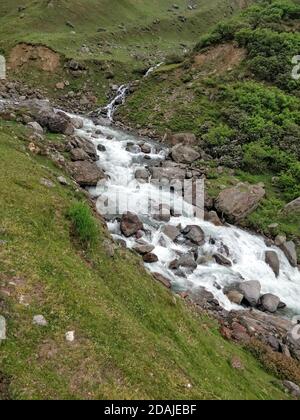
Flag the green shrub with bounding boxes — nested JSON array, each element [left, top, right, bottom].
[[68, 202, 98, 248]]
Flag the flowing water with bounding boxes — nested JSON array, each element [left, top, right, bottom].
[[72, 112, 300, 315]]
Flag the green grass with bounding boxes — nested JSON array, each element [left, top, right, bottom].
[[0, 119, 291, 400], [68, 202, 99, 249]]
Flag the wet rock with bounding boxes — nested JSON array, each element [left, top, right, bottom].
[[126, 143, 141, 154], [162, 225, 181, 241], [265, 250, 280, 277], [281, 241, 297, 267], [0, 316, 6, 340], [133, 243, 155, 255], [258, 294, 281, 313], [152, 272, 172, 289], [150, 166, 186, 181], [283, 380, 300, 398], [68, 161, 105, 186], [182, 225, 205, 246], [226, 280, 261, 307], [169, 254, 197, 272], [33, 315, 48, 326], [275, 235, 286, 247], [226, 290, 244, 305], [205, 211, 223, 226], [120, 212, 143, 237], [214, 253, 232, 267], [188, 287, 216, 307], [153, 204, 171, 222], [215, 182, 265, 222], [135, 168, 149, 181], [171, 144, 200, 164], [71, 117, 84, 129], [70, 148, 90, 161], [97, 144, 106, 152], [143, 253, 158, 263], [140, 143, 151, 154]]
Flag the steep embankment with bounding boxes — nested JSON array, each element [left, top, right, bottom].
[[119, 0, 300, 257], [0, 116, 291, 400], [0, 0, 255, 105]]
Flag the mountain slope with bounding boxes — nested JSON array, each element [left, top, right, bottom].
[[118, 0, 300, 255], [0, 119, 290, 400]]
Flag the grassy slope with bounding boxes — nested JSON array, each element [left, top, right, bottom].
[[118, 0, 300, 254], [0, 0, 254, 62], [0, 120, 289, 400]]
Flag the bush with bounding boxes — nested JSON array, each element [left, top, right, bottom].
[[68, 202, 98, 248]]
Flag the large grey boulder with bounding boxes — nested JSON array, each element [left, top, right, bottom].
[[68, 161, 105, 186], [37, 110, 74, 135], [162, 225, 181, 241], [169, 254, 197, 272], [171, 144, 200, 164], [215, 183, 265, 222], [70, 148, 90, 161], [182, 225, 205, 246], [120, 212, 143, 237], [265, 250, 280, 277], [258, 294, 281, 313], [150, 166, 186, 181], [281, 241, 298, 267], [226, 280, 261, 307]]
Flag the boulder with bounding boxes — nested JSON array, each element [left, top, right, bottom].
[[162, 225, 181, 241], [152, 272, 172, 289], [68, 161, 105, 186], [150, 166, 186, 181], [171, 144, 200, 164], [265, 250, 280, 277], [215, 183, 265, 222], [70, 148, 90, 161], [226, 280, 261, 307], [283, 381, 300, 398], [226, 290, 244, 305], [153, 204, 171, 222], [284, 197, 300, 215], [27, 121, 44, 134], [71, 117, 84, 129], [97, 144, 106, 152], [120, 212, 143, 237], [258, 294, 280, 313], [33, 315, 48, 326], [133, 243, 155, 255], [281, 241, 297, 267], [205, 211, 223, 226], [188, 287, 216, 307], [169, 254, 197, 272], [168, 132, 197, 146], [214, 253, 232, 267], [140, 143, 151, 154], [135, 168, 149, 182], [37, 110, 74, 135], [143, 253, 158, 263], [182, 225, 205, 246]]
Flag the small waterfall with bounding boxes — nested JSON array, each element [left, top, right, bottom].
[[104, 84, 129, 121], [144, 62, 164, 78]]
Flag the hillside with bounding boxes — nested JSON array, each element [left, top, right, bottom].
[[119, 0, 300, 257], [0, 0, 255, 106], [0, 119, 291, 400]]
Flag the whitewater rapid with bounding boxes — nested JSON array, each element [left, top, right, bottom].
[[72, 115, 300, 315]]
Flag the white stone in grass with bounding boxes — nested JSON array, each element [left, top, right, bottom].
[[33, 315, 48, 326], [65, 331, 75, 342], [0, 316, 6, 340]]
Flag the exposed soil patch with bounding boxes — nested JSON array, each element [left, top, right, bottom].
[[8, 43, 61, 73], [193, 43, 246, 75]]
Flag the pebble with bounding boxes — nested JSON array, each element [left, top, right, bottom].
[[33, 315, 48, 326], [65, 331, 75, 342]]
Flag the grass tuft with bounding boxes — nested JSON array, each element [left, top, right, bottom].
[[68, 202, 98, 249]]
